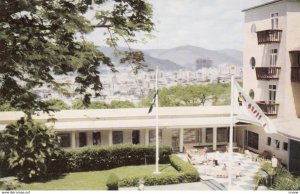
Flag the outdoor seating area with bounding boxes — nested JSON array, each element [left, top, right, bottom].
[[179, 148, 262, 190]]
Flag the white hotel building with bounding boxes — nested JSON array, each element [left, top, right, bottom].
[[0, 0, 299, 174]]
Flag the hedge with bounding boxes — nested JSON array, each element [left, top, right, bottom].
[[56, 144, 172, 173], [119, 154, 200, 187]]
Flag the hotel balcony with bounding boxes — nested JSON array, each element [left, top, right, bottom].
[[255, 67, 281, 81], [256, 29, 282, 45], [256, 101, 279, 116], [291, 67, 300, 83]]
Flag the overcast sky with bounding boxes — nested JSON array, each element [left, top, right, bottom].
[[86, 0, 272, 51]]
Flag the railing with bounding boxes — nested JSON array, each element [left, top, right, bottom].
[[255, 67, 281, 80], [256, 101, 279, 116], [256, 29, 282, 45], [291, 67, 300, 82]]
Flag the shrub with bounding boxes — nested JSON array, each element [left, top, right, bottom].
[[119, 154, 200, 187], [106, 173, 119, 190], [63, 144, 172, 172], [0, 117, 62, 182], [0, 177, 21, 190]]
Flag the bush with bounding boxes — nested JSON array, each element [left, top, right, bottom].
[[106, 173, 119, 190], [63, 144, 172, 172], [119, 154, 200, 187], [0, 117, 62, 182], [0, 177, 21, 190]]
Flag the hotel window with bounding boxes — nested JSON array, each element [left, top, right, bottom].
[[132, 130, 140, 144], [283, 142, 288, 151], [246, 131, 259, 150], [269, 85, 277, 103], [270, 49, 278, 66], [217, 128, 229, 142], [79, 132, 87, 147], [93, 132, 101, 145], [271, 13, 279, 29], [275, 139, 280, 149], [206, 128, 213, 143], [113, 131, 123, 144], [267, 137, 271, 146], [57, 133, 71, 148]]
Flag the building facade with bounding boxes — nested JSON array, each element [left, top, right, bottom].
[[241, 0, 300, 173]]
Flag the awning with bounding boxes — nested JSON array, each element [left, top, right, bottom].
[[273, 118, 300, 141]]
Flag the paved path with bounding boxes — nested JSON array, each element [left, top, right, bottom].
[[120, 182, 212, 190]]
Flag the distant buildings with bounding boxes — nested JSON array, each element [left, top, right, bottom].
[[195, 58, 213, 70]]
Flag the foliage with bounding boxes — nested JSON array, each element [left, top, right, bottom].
[[0, 103, 20, 112], [110, 100, 135, 108], [258, 160, 300, 190], [0, 117, 62, 182], [62, 144, 172, 172], [139, 83, 230, 107], [0, 0, 154, 114], [0, 177, 21, 190], [119, 154, 200, 187], [45, 98, 70, 110], [72, 100, 135, 109], [106, 173, 119, 190]]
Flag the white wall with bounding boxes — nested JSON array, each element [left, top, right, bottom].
[[237, 125, 289, 165]]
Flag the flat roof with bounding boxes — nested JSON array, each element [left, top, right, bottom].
[[47, 117, 232, 131], [242, 0, 283, 12], [0, 106, 231, 123]]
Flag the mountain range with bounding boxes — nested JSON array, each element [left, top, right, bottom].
[[99, 45, 242, 71]]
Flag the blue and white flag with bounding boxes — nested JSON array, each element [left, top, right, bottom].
[[233, 80, 277, 133]]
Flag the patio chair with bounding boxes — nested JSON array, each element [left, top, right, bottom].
[[244, 150, 252, 159]]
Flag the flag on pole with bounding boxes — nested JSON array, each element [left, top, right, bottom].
[[232, 80, 277, 133], [148, 89, 158, 114]]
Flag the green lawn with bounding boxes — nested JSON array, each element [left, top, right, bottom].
[[18, 164, 177, 190]]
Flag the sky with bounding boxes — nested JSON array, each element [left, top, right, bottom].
[[86, 0, 272, 51]]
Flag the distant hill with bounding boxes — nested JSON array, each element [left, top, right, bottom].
[[98, 46, 182, 71], [144, 45, 243, 69], [98, 45, 242, 71]]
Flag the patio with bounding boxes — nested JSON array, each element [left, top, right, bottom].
[[177, 150, 262, 190]]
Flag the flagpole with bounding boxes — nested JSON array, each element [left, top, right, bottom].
[[154, 66, 160, 174], [228, 75, 235, 189]]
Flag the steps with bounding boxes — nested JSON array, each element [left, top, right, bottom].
[[202, 179, 227, 191]]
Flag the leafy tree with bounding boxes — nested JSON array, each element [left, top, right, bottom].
[[110, 100, 135, 108], [45, 98, 70, 110], [139, 83, 231, 107], [0, 0, 154, 115], [0, 103, 20, 112], [90, 101, 110, 109], [0, 117, 62, 182]]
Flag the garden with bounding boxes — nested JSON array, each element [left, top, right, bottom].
[[0, 118, 200, 190]]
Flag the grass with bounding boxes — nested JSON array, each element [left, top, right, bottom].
[[18, 164, 177, 190]]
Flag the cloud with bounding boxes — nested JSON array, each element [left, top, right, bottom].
[[85, 0, 272, 50]]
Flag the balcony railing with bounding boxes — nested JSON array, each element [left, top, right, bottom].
[[291, 67, 300, 82], [256, 29, 282, 45], [255, 67, 281, 80], [256, 101, 279, 116]]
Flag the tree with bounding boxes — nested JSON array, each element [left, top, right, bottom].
[[110, 100, 135, 108], [139, 83, 231, 107], [0, 0, 154, 115], [45, 98, 70, 110], [0, 117, 62, 182]]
